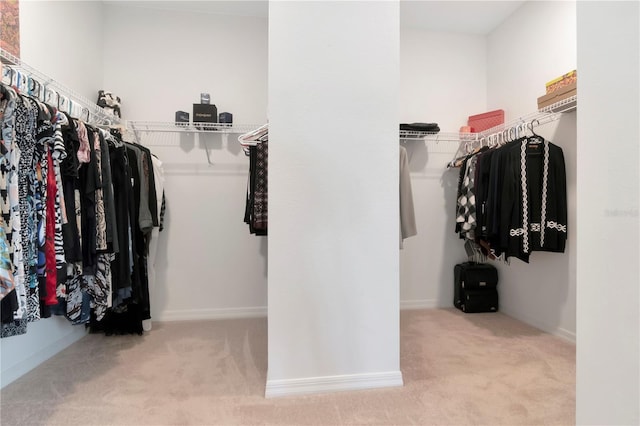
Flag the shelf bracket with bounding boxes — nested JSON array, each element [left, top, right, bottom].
[[203, 140, 214, 166]]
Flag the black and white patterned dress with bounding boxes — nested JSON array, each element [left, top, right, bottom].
[[1, 91, 28, 337]]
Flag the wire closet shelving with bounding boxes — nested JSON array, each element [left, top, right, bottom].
[[0, 48, 119, 126], [128, 94, 576, 166], [127, 121, 266, 165], [402, 94, 576, 147], [127, 121, 263, 136], [445, 94, 577, 167]]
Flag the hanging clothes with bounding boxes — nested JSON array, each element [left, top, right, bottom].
[[0, 81, 164, 338], [1, 85, 28, 337], [244, 139, 268, 235], [0, 224, 15, 302], [400, 145, 417, 248], [454, 134, 567, 263], [143, 154, 165, 332]]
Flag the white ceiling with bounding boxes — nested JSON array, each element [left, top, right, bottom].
[[401, 1, 525, 34], [108, 1, 526, 35], [106, 1, 269, 18]]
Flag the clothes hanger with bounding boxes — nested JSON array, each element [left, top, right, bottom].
[[238, 123, 268, 152], [502, 129, 509, 144], [44, 85, 58, 106], [16, 70, 29, 94], [1, 65, 12, 85], [81, 106, 90, 123], [493, 133, 501, 148], [528, 119, 543, 144], [239, 123, 268, 142]]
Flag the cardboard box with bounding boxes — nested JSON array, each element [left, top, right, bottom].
[[537, 81, 577, 109], [175, 110, 189, 125], [546, 70, 577, 94], [468, 109, 504, 133], [193, 104, 218, 124], [219, 112, 233, 124]]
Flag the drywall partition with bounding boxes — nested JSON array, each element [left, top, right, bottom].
[[101, 3, 269, 321], [399, 28, 487, 308], [576, 2, 639, 423], [267, 1, 401, 397], [1, 0, 104, 388], [486, 0, 577, 341]]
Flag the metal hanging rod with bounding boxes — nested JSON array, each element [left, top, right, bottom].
[[0, 47, 119, 126]]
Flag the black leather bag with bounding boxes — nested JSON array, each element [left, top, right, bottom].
[[461, 289, 499, 313], [454, 262, 499, 313]]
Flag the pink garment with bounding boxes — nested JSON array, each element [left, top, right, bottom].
[[75, 120, 91, 164]]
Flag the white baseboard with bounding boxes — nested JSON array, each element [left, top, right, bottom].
[[400, 299, 439, 310], [500, 307, 576, 343], [156, 302, 438, 322], [1, 327, 87, 388], [265, 370, 404, 398], [553, 327, 576, 343], [155, 306, 267, 322]]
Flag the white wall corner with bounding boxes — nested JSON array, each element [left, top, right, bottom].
[[265, 371, 404, 398], [0, 327, 87, 389], [500, 306, 576, 344]]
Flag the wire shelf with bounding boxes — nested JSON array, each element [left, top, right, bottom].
[[400, 130, 479, 142], [0, 48, 119, 126], [538, 94, 577, 114], [127, 121, 263, 134], [446, 94, 578, 168], [128, 121, 268, 165], [479, 95, 577, 139]]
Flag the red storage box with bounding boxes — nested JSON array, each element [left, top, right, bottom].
[[468, 109, 504, 133]]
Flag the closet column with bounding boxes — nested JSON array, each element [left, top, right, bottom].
[[576, 1, 640, 424], [267, 1, 402, 397]]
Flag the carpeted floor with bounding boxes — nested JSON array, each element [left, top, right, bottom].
[[0, 309, 575, 425]]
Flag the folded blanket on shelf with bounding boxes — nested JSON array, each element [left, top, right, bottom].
[[399, 122, 440, 133]]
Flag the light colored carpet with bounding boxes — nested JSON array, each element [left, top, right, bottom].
[[0, 309, 575, 425]]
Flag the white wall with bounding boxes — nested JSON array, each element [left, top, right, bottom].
[[1, 0, 105, 388], [400, 29, 487, 131], [486, 1, 577, 341], [576, 2, 639, 423], [399, 28, 486, 308], [18, 0, 104, 101], [101, 2, 267, 123], [267, 1, 401, 396], [101, 3, 269, 321]]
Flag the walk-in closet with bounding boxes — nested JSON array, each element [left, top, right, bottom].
[[0, 1, 637, 425]]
